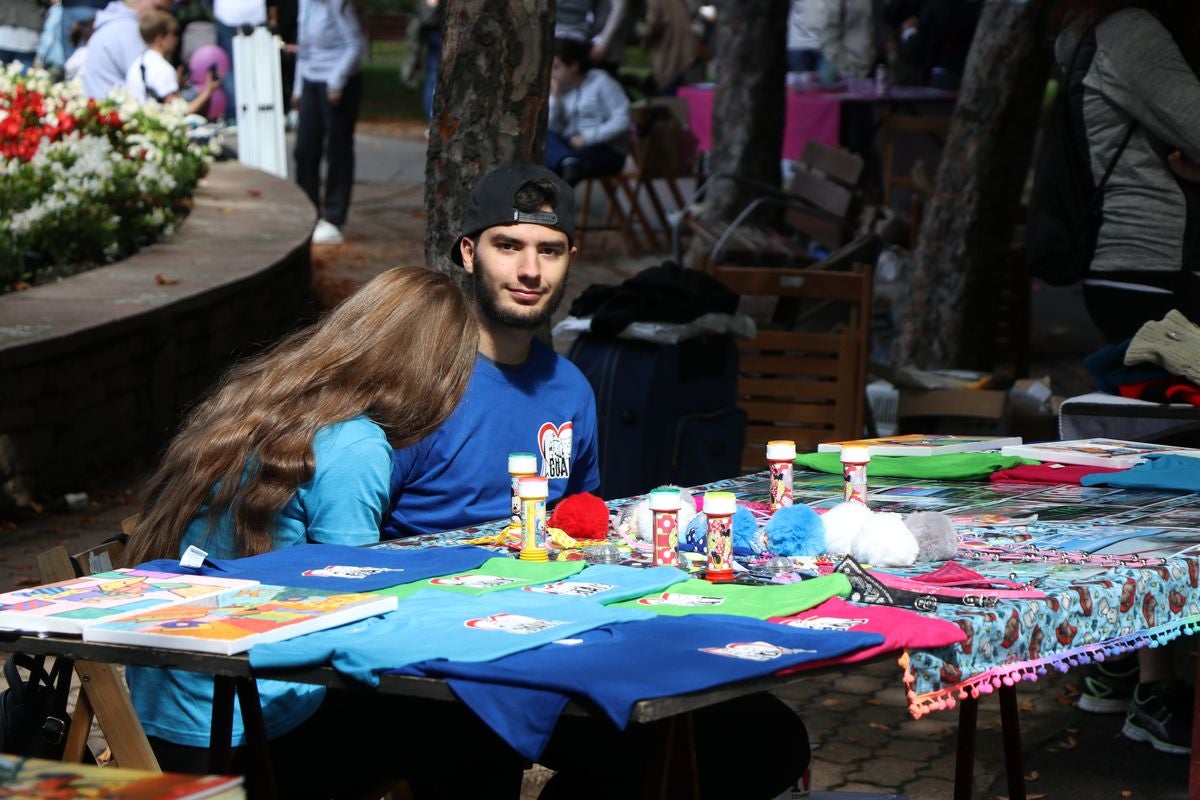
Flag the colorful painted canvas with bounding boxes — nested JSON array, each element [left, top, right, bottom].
[[817, 434, 1022, 457], [82, 584, 398, 655], [0, 570, 259, 635], [0, 754, 244, 799], [999, 437, 1200, 468]]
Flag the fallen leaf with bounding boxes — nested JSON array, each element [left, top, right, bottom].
[[1020, 701, 1035, 712], [155, 274, 180, 286], [867, 722, 891, 732], [1121, 790, 1132, 797], [12, 280, 31, 291], [820, 697, 845, 706], [29, 501, 44, 513], [247, 189, 262, 198], [1059, 734, 1077, 749], [1025, 770, 1039, 781], [866, 697, 880, 705]]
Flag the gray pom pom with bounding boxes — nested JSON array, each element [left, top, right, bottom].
[[904, 511, 959, 562]]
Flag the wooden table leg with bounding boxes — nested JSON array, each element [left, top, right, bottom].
[[1190, 651, 1200, 799], [998, 684, 1026, 800], [953, 694, 978, 800], [209, 675, 235, 774]]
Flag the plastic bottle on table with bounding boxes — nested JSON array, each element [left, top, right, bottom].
[[507, 452, 538, 526], [704, 491, 737, 582], [766, 440, 796, 512], [648, 487, 682, 567], [840, 446, 870, 504], [517, 476, 549, 561]]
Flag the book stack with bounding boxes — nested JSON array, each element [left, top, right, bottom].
[[0, 754, 244, 799], [817, 434, 1023, 457], [0, 569, 396, 655], [999, 437, 1200, 469]]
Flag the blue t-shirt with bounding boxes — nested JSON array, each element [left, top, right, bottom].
[[250, 588, 653, 686], [423, 615, 883, 754], [127, 417, 392, 748], [383, 340, 600, 537]]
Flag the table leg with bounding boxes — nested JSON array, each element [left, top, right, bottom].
[[953, 694, 978, 800], [234, 677, 278, 800], [1190, 651, 1200, 799], [209, 675, 235, 773], [641, 713, 700, 800], [998, 684, 1026, 800]]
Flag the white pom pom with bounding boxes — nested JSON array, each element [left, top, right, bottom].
[[820, 501, 873, 555], [852, 511, 919, 567], [629, 486, 699, 542]]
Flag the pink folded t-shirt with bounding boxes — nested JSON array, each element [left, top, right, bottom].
[[770, 596, 967, 672], [989, 463, 1127, 484]]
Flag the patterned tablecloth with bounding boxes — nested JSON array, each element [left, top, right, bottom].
[[380, 470, 1200, 719]]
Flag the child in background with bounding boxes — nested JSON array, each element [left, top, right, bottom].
[[124, 9, 216, 113], [63, 17, 93, 82]]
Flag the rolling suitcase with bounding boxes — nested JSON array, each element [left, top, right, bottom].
[[567, 333, 747, 499]]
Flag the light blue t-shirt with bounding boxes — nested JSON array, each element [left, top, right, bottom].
[[127, 416, 391, 748], [383, 340, 600, 537]]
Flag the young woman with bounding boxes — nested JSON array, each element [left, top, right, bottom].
[[1058, 0, 1200, 343], [122, 266, 481, 797]]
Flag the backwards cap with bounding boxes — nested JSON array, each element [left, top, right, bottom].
[[451, 164, 576, 265]]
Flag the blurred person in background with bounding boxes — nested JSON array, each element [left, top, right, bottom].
[[0, 0, 47, 69]]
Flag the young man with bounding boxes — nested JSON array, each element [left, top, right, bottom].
[[124, 10, 217, 112], [382, 164, 601, 539], [545, 36, 632, 185], [82, 0, 170, 99]]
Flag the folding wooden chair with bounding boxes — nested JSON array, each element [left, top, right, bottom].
[[36, 536, 160, 771], [880, 113, 952, 247], [707, 262, 874, 471], [575, 164, 659, 256]]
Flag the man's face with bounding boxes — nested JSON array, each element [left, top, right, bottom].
[[462, 222, 574, 330]]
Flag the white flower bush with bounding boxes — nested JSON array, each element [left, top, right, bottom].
[[0, 64, 212, 289]]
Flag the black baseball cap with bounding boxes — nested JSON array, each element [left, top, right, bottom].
[[450, 164, 576, 265]]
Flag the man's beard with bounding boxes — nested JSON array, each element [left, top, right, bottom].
[[472, 253, 568, 330]]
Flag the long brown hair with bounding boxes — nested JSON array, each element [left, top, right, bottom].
[[125, 267, 478, 563], [1056, 0, 1200, 76]]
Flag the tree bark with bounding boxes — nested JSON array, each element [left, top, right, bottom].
[[698, 0, 789, 228], [894, 0, 1054, 369], [424, 0, 555, 290]]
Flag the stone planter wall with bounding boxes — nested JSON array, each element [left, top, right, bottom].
[[0, 161, 315, 510]]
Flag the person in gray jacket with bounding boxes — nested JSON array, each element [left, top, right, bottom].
[[0, 0, 46, 68], [545, 36, 631, 186], [81, 0, 168, 99], [1061, 0, 1200, 344]]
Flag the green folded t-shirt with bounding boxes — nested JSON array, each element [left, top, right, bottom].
[[794, 451, 1038, 480], [612, 573, 850, 619], [375, 556, 587, 599]]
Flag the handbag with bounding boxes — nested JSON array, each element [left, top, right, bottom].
[[0, 652, 77, 760]]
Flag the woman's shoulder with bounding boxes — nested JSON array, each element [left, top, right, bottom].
[[1097, 7, 1169, 43], [314, 416, 388, 450]]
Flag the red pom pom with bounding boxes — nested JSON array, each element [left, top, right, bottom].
[[548, 492, 610, 540]]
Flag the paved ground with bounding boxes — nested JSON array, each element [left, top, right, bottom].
[[2, 124, 1190, 799]]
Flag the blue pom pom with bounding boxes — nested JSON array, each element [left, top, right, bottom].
[[766, 505, 825, 556], [731, 506, 760, 556]]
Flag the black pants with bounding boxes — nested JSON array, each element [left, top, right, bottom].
[[295, 73, 362, 228], [536, 692, 810, 800], [148, 688, 527, 800]]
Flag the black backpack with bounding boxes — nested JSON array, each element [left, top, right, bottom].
[[1025, 29, 1136, 287], [0, 652, 78, 760]]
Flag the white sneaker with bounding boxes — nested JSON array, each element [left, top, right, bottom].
[[312, 219, 344, 244]]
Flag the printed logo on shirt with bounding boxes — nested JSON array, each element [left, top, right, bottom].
[[538, 422, 574, 480], [430, 575, 518, 589], [523, 581, 615, 598], [464, 613, 568, 634], [301, 565, 406, 579], [784, 616, 868, 632], [637, 592, 725, 607], [699, 641, 816, 662]]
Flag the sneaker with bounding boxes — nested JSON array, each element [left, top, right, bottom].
[[1122, 680, 1193, 755], [312, 219, 344, 245], [1078, 659, 1139, 713]]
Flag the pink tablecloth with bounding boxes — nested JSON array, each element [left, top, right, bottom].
[[677, 84, 956, 162]]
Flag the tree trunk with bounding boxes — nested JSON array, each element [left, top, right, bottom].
[[894, 0, 1054, 369], [424, 0, 555, 290], [698, 0, 789, 228]]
